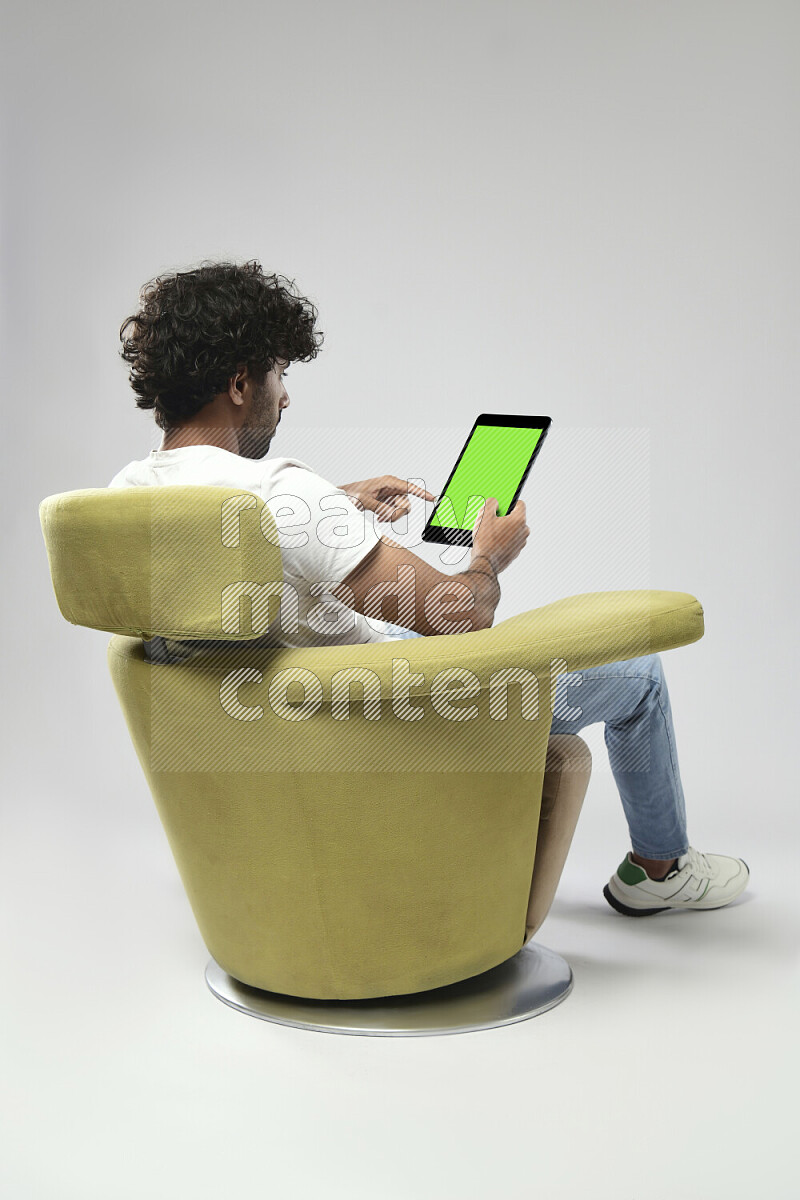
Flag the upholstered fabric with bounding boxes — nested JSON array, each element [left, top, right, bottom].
[[524, 734, 593, 943], [39, 486, 284, 640], [40, 484, 704, 1000]]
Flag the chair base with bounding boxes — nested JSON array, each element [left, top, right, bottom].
[[205, 942, 573, 1037]]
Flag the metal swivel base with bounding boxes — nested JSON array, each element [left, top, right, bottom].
[[205, 942, 573, 1037]]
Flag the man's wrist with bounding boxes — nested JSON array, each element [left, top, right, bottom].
[[458, 554, 501, 626], [461, 567, 500, 599]]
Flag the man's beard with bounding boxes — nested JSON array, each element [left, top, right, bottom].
[[238, 422, 272, 458], [238, 392, 275, 458]]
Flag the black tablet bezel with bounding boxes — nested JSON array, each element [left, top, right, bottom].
[[422, 414, 552, 547]]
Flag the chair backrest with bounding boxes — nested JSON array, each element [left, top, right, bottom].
[[39, 485, 284, 641]]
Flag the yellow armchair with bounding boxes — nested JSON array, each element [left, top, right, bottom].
[[39, 484, 704, 1035]]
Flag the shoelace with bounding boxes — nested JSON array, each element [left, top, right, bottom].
[[679, 846, 715, 880]]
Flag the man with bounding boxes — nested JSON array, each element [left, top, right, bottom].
[[109, 258, 750, 918]]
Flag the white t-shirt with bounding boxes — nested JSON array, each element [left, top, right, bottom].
[[107, 443, 405, 652]]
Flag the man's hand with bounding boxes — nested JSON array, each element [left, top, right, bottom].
[[337, 475, 435, 522], [471, 496, 530, 573]]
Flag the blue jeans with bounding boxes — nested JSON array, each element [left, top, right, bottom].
[[381, 623, 689, 861]]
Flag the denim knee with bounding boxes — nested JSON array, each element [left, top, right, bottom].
[[626, 652, 663, 683]]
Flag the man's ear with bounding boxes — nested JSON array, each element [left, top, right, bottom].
[[228, 367, 248, 406]]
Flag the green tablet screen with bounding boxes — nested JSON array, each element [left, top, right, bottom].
[[429, 424, 544, 531]]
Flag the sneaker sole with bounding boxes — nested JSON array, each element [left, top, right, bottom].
[[603, 883, 667, 917]]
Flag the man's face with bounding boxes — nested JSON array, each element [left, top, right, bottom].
[[238, 358, 291, 458]]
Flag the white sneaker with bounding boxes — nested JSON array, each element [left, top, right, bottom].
[[603, 845, 750, 916]]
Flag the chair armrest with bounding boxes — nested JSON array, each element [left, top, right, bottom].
[[487, 588, 704, 674], [207, 588, 704, 703]]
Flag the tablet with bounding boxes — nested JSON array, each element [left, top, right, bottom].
[[422, 414, 551, 547]]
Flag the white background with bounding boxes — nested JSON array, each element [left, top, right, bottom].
[[2, 2, 798, 1197]]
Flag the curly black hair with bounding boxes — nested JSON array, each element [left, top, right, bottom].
[[119, 259, 324, 430]]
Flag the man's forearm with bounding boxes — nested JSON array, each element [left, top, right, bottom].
[[336, 535, 503, 636], [455, 554, 501, 630]]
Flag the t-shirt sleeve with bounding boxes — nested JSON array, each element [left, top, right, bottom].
[[261, 463, 382, 584]]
